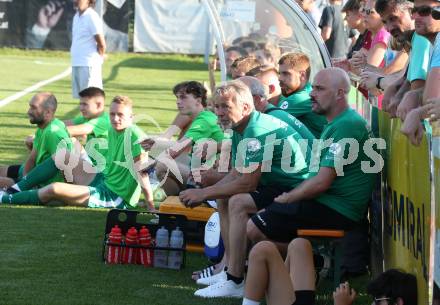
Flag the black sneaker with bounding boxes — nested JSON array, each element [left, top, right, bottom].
[[6, 187, 19, 194]]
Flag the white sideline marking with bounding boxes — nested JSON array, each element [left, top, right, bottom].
[[0, 67, 72, 108]]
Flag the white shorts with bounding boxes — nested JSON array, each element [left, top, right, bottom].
[[71, 66, 103, 98]]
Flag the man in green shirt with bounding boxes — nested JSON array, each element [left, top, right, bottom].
[[239, 75, 316, 143], [179, 80, 313, 298], [196, 76, 317, 190], [64, 87, 110, 167], [247, 68, 376, 246], [247, 64, 282, 106], [139, 81, 224, 196], [1, 96, 154, 210], [278, 52, 327, 138], [0, 92, 72, 187]]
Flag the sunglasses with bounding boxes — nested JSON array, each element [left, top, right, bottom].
[[361, 7, 376, 15], [411, 5, 440, 20], [373, 297, 392, 305]]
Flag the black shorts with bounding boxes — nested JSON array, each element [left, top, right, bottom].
[[249, 184, 292, 210], [251, 199, 357, 243]]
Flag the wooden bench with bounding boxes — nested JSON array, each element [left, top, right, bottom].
[[297, 229, 345, 289], [159, 196, 215, 253]]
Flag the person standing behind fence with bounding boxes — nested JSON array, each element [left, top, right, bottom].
[[71, 0, 106, 99], [319, 0, 351, 58]]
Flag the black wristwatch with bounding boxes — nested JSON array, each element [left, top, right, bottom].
[[376, 76, 384, 90]]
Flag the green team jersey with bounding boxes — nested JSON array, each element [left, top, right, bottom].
[[231, 111, 312, 188], [315, 108, 375, 222], [72, 112, 111, 165], [185, 110, 224, 167], [277, 82, 327, 138], [184, 110, 224, 144], [104, 124, 146, 208], [264, 103, 316, 142], [33, 118, 72, 184]]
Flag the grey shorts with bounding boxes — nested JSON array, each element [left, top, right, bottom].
[[71, 66, 103, 98]]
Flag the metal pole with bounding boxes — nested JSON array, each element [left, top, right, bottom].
[[201, 0, 227, 81]]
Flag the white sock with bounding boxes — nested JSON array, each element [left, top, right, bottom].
[[12, 184, 20, 192], [242, 297, 260, 305]]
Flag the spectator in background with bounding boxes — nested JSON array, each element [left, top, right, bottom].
[[350, 0, 390, 72], [350, 0, 391, 108], [225, 46, 248, 79], [70, 0, 106, 99], [295, 0, 322, 29], [401, 0, 440, 145], [342, 0, 370, 59], [365, 0, 430, 118], [239, 40, 259, 56], [319, 0, 351, 58], [254, 42, 281, 67], [230, 56, 261, 79]]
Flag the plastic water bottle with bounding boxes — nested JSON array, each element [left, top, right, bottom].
[[154, 226, 169, 268], [107, 225, 122, 264], [153, 187, 167, 202], [149, 169, 167, 202], [122, 227, 138, 264], [138, 226, 153, 267], [168, 227, 184, 269], [204, 212, 224, 262]]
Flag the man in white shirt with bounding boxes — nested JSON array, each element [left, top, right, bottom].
[[71, 0, 106, 98]]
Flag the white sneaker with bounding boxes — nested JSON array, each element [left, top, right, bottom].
[[194, 279, 244, 298], [196, 270, 227, 286]]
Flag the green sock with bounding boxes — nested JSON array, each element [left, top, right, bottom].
[[16, 158, 59, 191], [1, 190, 41, 205]]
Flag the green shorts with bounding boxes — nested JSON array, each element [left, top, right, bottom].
[[87, 174, 126, 209]]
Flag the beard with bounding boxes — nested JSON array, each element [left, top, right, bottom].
[[29, 115, 44, 125]]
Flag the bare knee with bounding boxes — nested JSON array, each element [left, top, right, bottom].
[[229, 194, 255, 215], [45, 182, 64, 196], [228, 194, 249, 216], [249, 240, 278, 261], [247, 219, 266, 242], [288, 238, 313, 256]]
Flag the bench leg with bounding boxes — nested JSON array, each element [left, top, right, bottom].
[[333, 242, 343, 289]]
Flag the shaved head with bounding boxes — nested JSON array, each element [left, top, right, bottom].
[[33, 92, 57, 112], [27, 92, 57, 126], [310, 68, 350, 119], [317, 68, 351, 94]]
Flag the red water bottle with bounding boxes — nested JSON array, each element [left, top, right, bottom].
[[122, 227, 138, 264], [138, 226, 153, 267], [107, 225, 122, 264]]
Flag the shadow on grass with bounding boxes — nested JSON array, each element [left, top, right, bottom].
[[104, 57, 207, 84]]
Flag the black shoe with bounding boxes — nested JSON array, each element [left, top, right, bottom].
[[5, 187, 19, 194]]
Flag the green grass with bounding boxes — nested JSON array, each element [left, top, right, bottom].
[[0, 48, 372, 304]]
